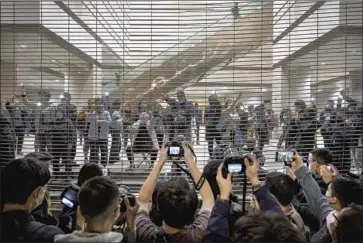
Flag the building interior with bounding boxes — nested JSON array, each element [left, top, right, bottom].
[[1, 1, 362, 210]]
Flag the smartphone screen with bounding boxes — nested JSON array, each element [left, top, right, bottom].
[[61, 188, 77, 208], [277, 151, 293, 163], [228, 163, 243, 173], [169, 146, 180, 155], [102, 168, 108, 176], [61, 197, 74, 208]]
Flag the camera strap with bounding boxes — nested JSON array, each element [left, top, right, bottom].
[[173, 162, 206, 191], [195, 173, 206, 191], [242, 172, 248, 215]]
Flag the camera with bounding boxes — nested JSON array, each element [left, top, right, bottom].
[[275, 151, 294, 166], [166, 140, 184, 157], [119, 185, 136, 213], [60, 184, 80, 209], [165, 139, 195, 159], [223, 147, 253, 175]]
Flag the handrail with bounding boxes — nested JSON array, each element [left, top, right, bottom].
[[103, 1, 261, 88]]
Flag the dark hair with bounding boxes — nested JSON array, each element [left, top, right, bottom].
[[233, 212, 307, 243], [203, 160, 223, 199], [311, 148, 332, 165], [335, 205, 363, 243], [25, 152, 53, 163], [112, 99, 121, 109], [78, 176, 119, 219], [157, 177, 198, 228], [265, 172, 295, 206], [294, 100, 306, 108], [77, 163, 103, 187], [1, 158, 50, 206], [150, 181, 165, 226], [331, 176, 363, 207], [94, 98, 102, 105]]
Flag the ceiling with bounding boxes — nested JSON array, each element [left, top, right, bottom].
[[288, 34, 362, 85]]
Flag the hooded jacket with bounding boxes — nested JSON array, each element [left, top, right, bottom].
[[54, 231, 123, 243]]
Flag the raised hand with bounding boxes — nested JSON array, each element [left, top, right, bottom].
[[216, 163, 232, 200]]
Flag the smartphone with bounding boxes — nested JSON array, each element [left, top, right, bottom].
[[61, 197, 74, 208], [276, 151, 294, 164], [102, 168, 109, 176], [227, 163, 243, 173], [60, 187, 78, 208], [168, 146, 181, 156]]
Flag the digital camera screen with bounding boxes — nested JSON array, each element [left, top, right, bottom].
[[228, 163, 243, 173], [276, 151, 293, 163], [61, 197, 74, 208], [169, 146, 180, 155]]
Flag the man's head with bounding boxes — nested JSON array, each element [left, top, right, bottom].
[[38, 90, 51, 102], [233, 212, 307, 243], [325, 176, 363, 210], [78, 176, 120, 225], [333, 205, 363, 243], [112, 99, 121, 110], [63, 92, 71, 102], [25, 152, 53, 169], [265, 172, 295, 207], [208, 94, 219, 105], [139, 112, 149, 123], [157, 177, 198, 228], [326, 100, 334, 109], [77, 163, 103, 187], [310, 148, 333, 174], [94, 98, 103, 111], [87, 98, 95, 106], [1, 158, 51, 211], [176, 90, 186, 102], [336, 107, 348, 122], [203, 160, 223, 199], [150, 181, 165, 226], [246, 138, 257, 150], [138, 102, 147, 112], [294, 100, 306, 114]]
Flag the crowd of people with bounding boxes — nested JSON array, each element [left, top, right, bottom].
[[1, 87, 362, 175], [1, 144, 363, 243]]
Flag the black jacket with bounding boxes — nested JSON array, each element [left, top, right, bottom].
[[203, 186, 283, 243], [0, 210, 64, 242]]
